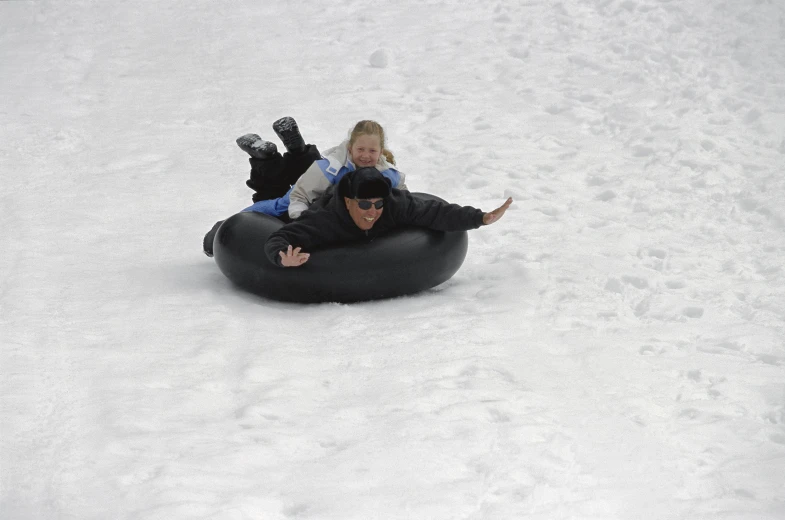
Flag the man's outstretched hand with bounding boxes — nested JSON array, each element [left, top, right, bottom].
[[483, 197, 513, 225], [279, 245, 310, 267]]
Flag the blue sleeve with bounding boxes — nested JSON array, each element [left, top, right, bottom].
[[379, 168, 401, 187], [242, 189, 292, 217]]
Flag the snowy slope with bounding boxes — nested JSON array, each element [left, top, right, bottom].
[[2, 0, 784, 519]]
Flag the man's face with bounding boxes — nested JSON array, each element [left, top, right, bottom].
[[344, 197, 384, 231]]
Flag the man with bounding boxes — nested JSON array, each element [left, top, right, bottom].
[[265, 167, 513, 268]]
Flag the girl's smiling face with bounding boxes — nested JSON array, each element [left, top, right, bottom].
[[349, 134, 382, 168]]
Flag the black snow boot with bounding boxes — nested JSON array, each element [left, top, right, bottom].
[[203, 220, 224, 257], [272, 117, 306, 154], [236, 133, 278, 159]]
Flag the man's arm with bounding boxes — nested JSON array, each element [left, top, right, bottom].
[[393, 191, 486, 231], [264, 212, 343, 267], [394, 192, 513, 231]]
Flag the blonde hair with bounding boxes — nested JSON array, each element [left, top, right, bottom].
[[349, 120, 396, 165]]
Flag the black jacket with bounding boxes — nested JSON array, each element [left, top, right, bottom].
[[264, 188, 485, 266]]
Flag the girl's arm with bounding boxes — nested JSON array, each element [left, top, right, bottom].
[[288, 163, 332, 219], [395, 171, 409, 191]]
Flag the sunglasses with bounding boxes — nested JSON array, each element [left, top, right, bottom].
[[355, 198, 385, 210]]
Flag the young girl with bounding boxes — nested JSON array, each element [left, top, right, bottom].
[[242, 119, 407, 220], [285, 120, 407, 219]]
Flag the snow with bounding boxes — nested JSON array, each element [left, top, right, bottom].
[[369, 49, 390, 69], [2, 0, 784, 518]]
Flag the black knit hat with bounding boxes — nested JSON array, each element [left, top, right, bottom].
[[339, 167, 392, 199]]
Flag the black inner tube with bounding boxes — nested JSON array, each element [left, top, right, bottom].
[[212, 193, 469, 303]]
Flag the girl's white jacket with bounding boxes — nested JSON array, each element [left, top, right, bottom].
[[287, 140, 407, 219]]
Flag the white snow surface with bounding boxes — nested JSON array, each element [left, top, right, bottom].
[[2, 0, 785, 519]]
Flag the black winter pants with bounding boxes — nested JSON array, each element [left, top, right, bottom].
[[247, 144, 321, 202]]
